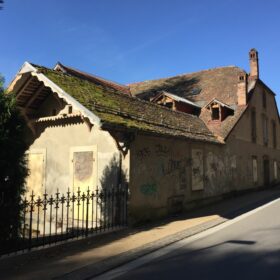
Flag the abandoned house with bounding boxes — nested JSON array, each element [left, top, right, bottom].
[[8, 48, 280, 223]]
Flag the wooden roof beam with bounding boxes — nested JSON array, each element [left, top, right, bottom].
[[24, 83, 45, 108], [18, 106, 36, 115], [15, 75, 34, 99]]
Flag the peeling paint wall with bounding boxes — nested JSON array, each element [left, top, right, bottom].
[[129, 135, 236, 223]]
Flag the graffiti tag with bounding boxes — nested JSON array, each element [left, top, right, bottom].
[[140, 183, 157, 195], [162, 159, 187, 175], [136, 147, 151, 160], [155, 144, 170, 157]]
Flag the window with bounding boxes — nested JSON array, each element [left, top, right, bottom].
[[251, 108, 257, 143], [262, 92, 266, 109], [274, 161, 278, 180], [212, 107, 220, 120], [252, 157, 258, 183], [272, 120, 277, 148], [262, 115, 268, 146]]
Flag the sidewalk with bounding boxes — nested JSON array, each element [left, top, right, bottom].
[[1, 186, 280, 280]]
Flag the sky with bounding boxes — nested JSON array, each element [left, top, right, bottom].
[[0, 0, 279, 106]]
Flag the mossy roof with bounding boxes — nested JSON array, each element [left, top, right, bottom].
[[33, 64, 219, 143]]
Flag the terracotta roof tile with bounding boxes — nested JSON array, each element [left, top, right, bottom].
[[129, 66, 250, 140]]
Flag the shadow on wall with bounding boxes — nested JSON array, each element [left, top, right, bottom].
[[99, 155, 128, 225], [99, 155, 127, 191], [25, 117, 84, 148]]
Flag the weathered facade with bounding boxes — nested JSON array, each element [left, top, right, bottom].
[[8, 49, 280, 224]]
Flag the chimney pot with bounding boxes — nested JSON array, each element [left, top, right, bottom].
[[237, 73, 247, 106], [249, 48, 259, 80]]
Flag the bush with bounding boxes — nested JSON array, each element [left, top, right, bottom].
[[0, 75, 28, 245]]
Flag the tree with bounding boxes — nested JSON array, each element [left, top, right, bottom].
[[0, 75, 28, 250]]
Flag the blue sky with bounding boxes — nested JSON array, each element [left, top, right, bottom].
[[0, 0, 279, 106]]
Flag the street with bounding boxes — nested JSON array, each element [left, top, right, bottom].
[[95, 198, 280, 280]]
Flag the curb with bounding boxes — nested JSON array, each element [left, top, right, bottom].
[[55, 216, 227, 280]]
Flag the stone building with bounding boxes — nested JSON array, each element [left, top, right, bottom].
[[8, 49, 280, 223]]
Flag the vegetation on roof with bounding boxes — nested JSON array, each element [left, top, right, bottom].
[[34, 65, 219, 143]]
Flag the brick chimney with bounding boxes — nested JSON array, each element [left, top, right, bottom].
[[237, 73, 247, 106], [249, 48, 259, 80]]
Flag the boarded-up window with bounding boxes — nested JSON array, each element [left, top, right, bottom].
[[73, 151, 93, 182], [70, 146, 97, 193], [191, 149, 204, 190], [26, 150, 45, 195], [252, 157, 258, 183], [274, 161, 278, 180]]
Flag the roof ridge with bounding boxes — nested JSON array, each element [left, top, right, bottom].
[[128, 65, 245, 86], [58, 63, 129, 89]]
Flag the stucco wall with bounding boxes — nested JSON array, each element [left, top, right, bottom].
[[129, 83, 280, 224], [26, 96, 129, 196], [129, 135, 236, 223]]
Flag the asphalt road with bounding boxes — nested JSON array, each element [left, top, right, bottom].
[[95, 198, 280, 280]]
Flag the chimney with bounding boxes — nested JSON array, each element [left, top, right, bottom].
[[249, 48, 259, 80], [237, 73, 247, 106]]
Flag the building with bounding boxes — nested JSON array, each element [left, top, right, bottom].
[[8, 49, 280, 223]]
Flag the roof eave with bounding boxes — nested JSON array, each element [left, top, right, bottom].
[[10, 62, 101, 127]]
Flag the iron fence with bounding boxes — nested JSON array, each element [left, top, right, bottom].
[[0, 185, 128, 256]]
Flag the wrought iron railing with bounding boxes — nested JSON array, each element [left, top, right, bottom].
[[0, 185, 128, 256]]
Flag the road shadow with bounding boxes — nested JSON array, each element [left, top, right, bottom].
[[0, 186, 279, 280]]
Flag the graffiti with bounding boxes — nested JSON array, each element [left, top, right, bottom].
[[140, 183, 157, 195], [179, 169, 187, 189], [191, 149, 204, 191], [155, 144, 170, 157], [136, 147, 151, 160], [162, 159, 187, 175]]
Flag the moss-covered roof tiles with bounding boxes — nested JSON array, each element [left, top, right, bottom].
[[34, 65, 219, 143]]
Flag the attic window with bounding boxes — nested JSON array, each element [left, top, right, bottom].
[[212, 107, 220, 120], [239, 75, 245, 81]]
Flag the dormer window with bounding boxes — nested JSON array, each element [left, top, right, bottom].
[[206, 98, 234, 122], [211, 106, 220, 120], [150, 91, 201, 116]]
